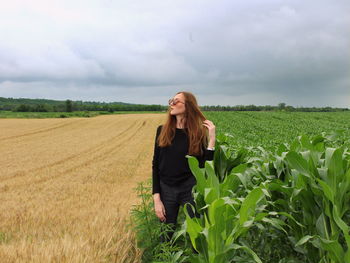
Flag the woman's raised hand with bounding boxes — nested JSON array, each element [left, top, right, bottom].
[[203, 119, 216, 140]]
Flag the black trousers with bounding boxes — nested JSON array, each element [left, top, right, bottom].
[[159, 175, 199, 242]]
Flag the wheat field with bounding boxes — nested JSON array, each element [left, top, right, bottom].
[[0, 113, 166, 263]]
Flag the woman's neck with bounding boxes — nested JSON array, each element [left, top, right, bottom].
[[176, 122, 185, 129], [176, 115, 186, 129]]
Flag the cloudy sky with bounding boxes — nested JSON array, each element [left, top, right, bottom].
[[0, 0, 349, 107]]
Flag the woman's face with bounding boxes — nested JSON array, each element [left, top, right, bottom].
[[169, 93, 186, 116]]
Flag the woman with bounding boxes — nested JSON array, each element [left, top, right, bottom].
[[152, 91, 216, 242]]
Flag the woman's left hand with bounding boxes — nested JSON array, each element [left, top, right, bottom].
[[203, 120, 216, 140]]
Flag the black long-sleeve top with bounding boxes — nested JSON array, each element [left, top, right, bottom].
[[152, 125, 215, 194]]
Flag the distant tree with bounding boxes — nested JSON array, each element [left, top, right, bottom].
[[15, 104, 31, 112], [65, 99, 73, 112], [285, 105, 295, 112], [34, 104, 48, 112], [278, 102, 286, 110]]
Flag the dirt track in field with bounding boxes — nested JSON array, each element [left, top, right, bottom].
[[0, 113, 166, 263]]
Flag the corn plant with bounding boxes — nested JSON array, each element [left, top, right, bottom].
[[173, 131, 350, 263], [284, 135, 350, 263], [250, 133, 350, 263], [173, 155, 291, 263]]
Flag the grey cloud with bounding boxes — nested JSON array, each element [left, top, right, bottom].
[[0, 0, 349, 107]]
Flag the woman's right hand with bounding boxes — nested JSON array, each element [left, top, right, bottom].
[[153, 195, 166, 222]]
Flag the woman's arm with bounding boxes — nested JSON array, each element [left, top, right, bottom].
[[152, 125, 166, 221], [152, 125, 162, 195]]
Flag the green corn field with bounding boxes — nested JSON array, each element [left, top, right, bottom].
[[133, 111, 350, 263]]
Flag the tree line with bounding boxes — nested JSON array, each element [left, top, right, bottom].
[[0, 97, 348, 112]]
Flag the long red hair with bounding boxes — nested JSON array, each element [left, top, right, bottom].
[[157, 91, 208, 156]]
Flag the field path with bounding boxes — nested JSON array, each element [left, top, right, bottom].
[[0, 113, 166, 263]]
